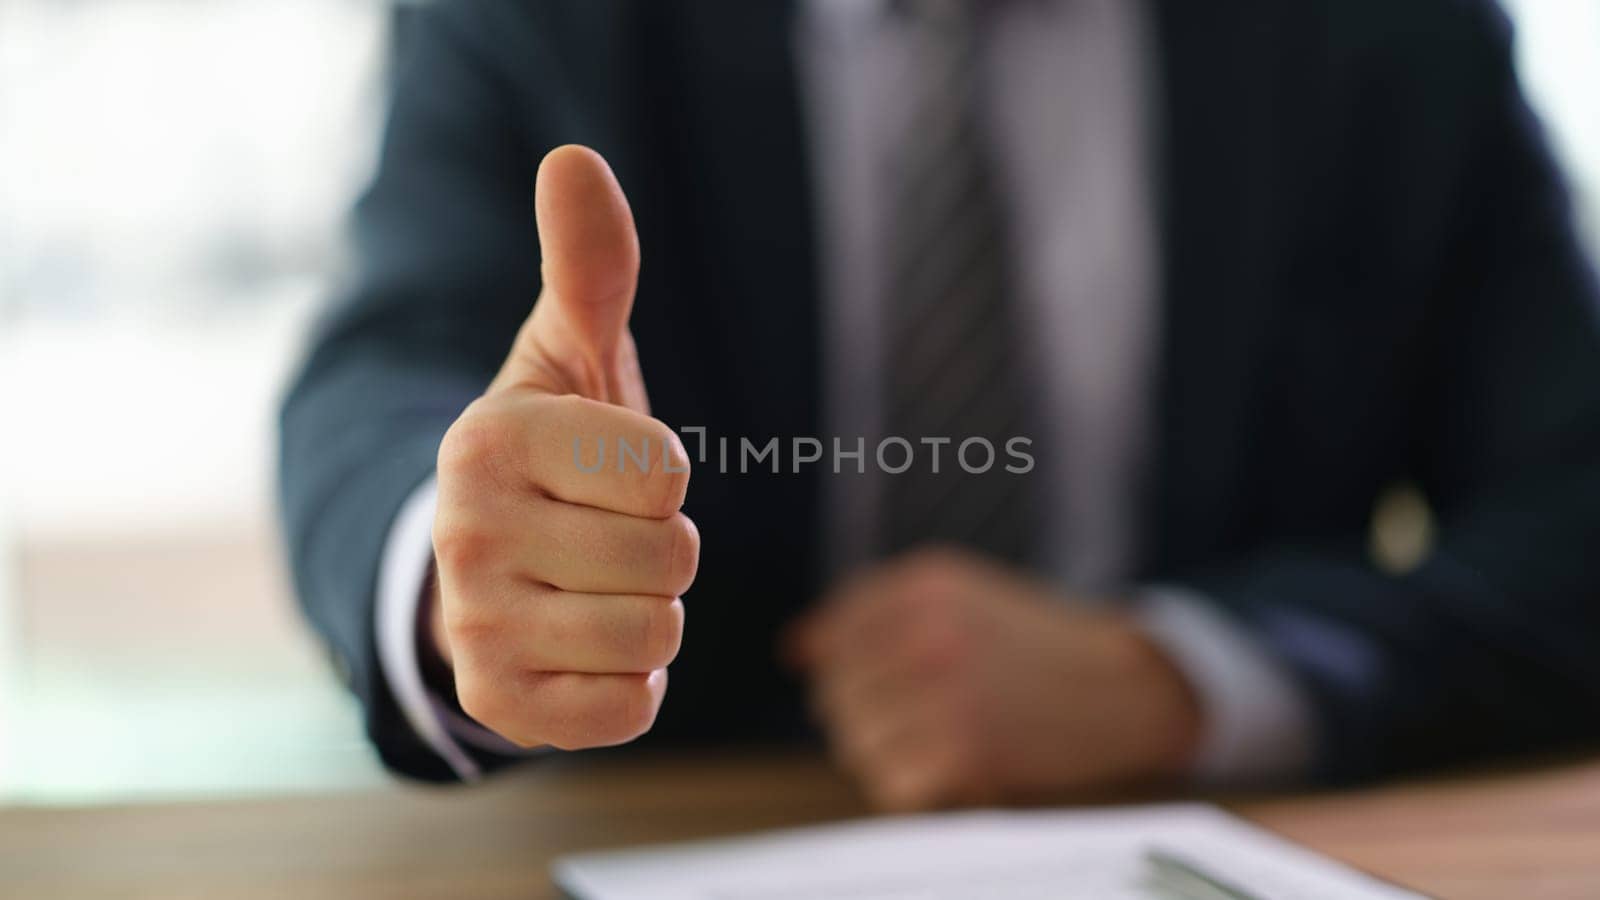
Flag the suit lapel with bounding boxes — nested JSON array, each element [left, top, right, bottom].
[[656, 1, 1291, 580], [650, 1, 825, 607], [1142, 0, 1291, 574], [660, 0, 821, 442]]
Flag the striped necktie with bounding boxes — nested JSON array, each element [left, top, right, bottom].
[[880, 0, 1040, 565]]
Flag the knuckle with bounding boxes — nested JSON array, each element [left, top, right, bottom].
[[633, 598, 685, 670], [905, 556, 958, 594], [437, 404, 510, 482], [947, 700, 986, 763], [607, 417, 689, 518], [943, 740, 988, 795], [431, 515, 496, 573], [888, 586, 926, 621], [643, 422, 691, 517], [497, 726, 546, 751], [441, 602, 499, 652], [545, 676, 659, 749], [610, 676, 662, 738], [878, 768, 937, 812], [912, 626, 964, 673], [637, 469, 688, 521], [664, 513, 701, 596], [462, 672, 554, 749], [923, 599, 962, 636], [541, 724, 591, 752], [455, 672, 509, 735]]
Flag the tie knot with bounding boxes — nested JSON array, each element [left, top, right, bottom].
[[895, 0, 977, 32]]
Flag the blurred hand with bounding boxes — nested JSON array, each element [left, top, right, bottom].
[[787, 547, 1202, 811], [427, 145, 697, 750]]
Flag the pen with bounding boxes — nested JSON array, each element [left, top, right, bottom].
[[1144, 847, 1267, 900]]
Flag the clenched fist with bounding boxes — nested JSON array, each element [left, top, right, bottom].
[[788, 548, 1201, 811], [428, 145, 698, 750]]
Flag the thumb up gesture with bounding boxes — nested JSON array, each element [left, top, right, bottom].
[[429, 146, 697, 749]]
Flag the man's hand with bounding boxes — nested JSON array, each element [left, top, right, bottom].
[[428, 145, 697, 750], [787, 547, 1202, 811]]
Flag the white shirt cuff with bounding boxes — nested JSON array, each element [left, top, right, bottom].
[[375, 477, 484, 780], [1135, 587, 1316, 785]]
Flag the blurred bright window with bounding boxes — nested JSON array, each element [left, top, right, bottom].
[[0, 0, 389, 801], [1503, 0, 1600, 251]]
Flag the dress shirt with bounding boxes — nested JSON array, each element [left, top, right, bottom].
[[376, 0, 1314, 783]]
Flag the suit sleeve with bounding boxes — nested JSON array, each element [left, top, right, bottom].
[[278, 1, 571, 781], [1183, 3, 1600, 783]]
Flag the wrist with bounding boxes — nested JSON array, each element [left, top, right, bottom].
[[416, 563, 456, 696], [1110, 616, 1205, 779]]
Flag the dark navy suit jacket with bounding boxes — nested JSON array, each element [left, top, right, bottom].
[[280, 0, 1600, 784]]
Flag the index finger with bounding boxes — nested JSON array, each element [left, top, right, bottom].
[[508, 392, 691, 519]]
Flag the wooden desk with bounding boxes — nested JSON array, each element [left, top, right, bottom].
[[3, 752, 1598, 899]]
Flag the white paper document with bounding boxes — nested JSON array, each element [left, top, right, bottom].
[[553, 804, 1425, 900]]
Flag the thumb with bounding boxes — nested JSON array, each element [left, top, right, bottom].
[[492, 145, 644, 407], [535, 144, 639, 348]]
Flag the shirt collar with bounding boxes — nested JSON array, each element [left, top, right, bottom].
[[806, 0, 1045, 34], [806, 0, 893, 39]]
